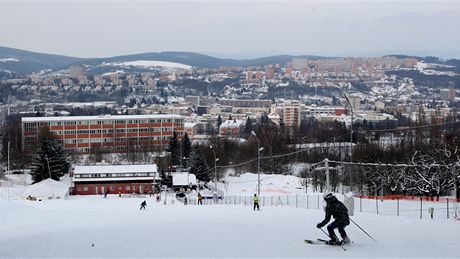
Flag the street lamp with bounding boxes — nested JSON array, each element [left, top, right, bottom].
[[338, 88, 354, 192], [251, 131, 264, 196], [209, 145, 219, 194], [43, 154, 55, 199]]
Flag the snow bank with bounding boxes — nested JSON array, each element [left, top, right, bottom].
[[22, 179, 69, 200]]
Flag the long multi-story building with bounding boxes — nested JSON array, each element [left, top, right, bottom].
[[22, 114, 185, 155]]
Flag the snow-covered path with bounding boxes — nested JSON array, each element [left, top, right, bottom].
[[1, 197, 459, 258]]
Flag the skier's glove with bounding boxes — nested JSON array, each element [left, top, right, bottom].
[[316, 223, 323, 228]]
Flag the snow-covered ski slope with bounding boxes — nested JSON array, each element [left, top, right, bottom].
[[1, 196, 459, 258]]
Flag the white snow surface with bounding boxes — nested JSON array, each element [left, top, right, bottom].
[[108, 60, 192, 70], [220, 173, 307, 196], [0, 196, 459, 258], [172, 172, 197, 186]]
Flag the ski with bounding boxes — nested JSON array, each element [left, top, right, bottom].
[[318, 238, 353, 246], [304, 239, 327, 245]]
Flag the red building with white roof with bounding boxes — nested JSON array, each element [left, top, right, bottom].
[[71, 164, 159, 195]]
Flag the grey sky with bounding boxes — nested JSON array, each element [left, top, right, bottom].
[[1, 0, 460, 58]]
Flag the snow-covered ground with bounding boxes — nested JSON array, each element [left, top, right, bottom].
[[1, 196, 459, 258]]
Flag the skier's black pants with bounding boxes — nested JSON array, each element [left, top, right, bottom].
[[327, 221, 347, 240], [253, 202, 260, 210], [198, 200, 202, 205]]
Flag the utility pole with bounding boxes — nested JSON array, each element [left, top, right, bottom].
[[313, 158, 338, 193]]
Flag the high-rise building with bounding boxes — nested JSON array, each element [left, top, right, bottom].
[[22, 114, 184, 155], [283, 100, 301, 127]]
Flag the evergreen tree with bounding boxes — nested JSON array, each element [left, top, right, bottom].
[[166, 131, 181, 166], [181, 132, 192, 168], [160, 170, 173, 188], [244, 116, 253, 135], [31, 137, 70, 183], [189, 147, 211, 182], [216, 114, 222, 129]]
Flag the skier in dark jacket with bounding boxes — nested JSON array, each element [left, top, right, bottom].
[[316, 192, 350, 245], [140, 200, 147, 210]]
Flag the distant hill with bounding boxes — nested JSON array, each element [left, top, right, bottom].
[[0, 46, 334, 76], [0, 46, 86, 75]]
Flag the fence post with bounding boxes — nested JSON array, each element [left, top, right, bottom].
[[306, 195, 309, 210], [296, 195, 298, 208], [376, 196, 379, 215], [263, 196, 265, 207], [360, 196, 362, 212], [287, 195, 289, 206], [420, 196, 423, 219], [397, 196, 399, 216], [447, 198, 449, 219], [271, 196, 273, 206]]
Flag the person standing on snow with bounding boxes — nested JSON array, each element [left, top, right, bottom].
[[316, 192, 350, 245], [197, 193, 203, 205], [140, 200, 147, 210], [253, 194, 260, 211]]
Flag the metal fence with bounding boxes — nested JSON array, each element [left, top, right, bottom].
[[181, 194, 460, 220]]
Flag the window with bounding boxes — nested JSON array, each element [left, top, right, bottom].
[[126, 186, 131, 191], [83, 187, 88, 191], [110, 186, 114, 191]]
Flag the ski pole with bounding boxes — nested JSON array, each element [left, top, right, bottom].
[[319, 228, 346, 251], [349, 218, 377, 243]]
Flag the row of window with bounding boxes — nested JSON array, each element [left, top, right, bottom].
[[25, 118, 185, 127], [51, 127, 180, 135], [75, 173, 153, 178], [76, 185, 145, 192]]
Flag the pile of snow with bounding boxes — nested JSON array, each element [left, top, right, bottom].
[[107, 60, 191, 70], [22, 179, 69, 200], [0, 58, 19, 62]]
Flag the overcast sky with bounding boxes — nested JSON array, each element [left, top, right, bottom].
[[1, 0, 460, 58]]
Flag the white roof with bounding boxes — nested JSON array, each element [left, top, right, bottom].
[[22, 114, 183, 123], [220, 119, 243, 129], [22, 178, 69, 199], [172, 173, 197, 186], [74, 164, 158, 175], [73, 177, 154, 182]]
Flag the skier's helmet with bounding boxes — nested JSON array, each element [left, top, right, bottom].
[[323, 192, 334, 201]]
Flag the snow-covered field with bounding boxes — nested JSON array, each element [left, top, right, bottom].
[[0, 195, 459, 258], [107, 60, 192, 70], [1, 173, 459, 258]]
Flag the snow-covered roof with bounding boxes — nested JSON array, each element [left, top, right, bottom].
[[73, 177, 155, 182], [22, 178, 69, 199], [172, 173, 197, 186], [22, 114, 183, 123], [74, 164, 158, 175], [220, 119, 244, 129], [184, 122, 197, 128]]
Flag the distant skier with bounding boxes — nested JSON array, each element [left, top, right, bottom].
[[184, 195, 188, 205], [197, 193, 203, 205], [140, 200, 147, 210], [253, 194, 260, 211], [316, 192, 350, 245]]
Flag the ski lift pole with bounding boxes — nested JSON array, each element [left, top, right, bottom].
[[319, 228, 346, 251], [349, 218, 378, 243]]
